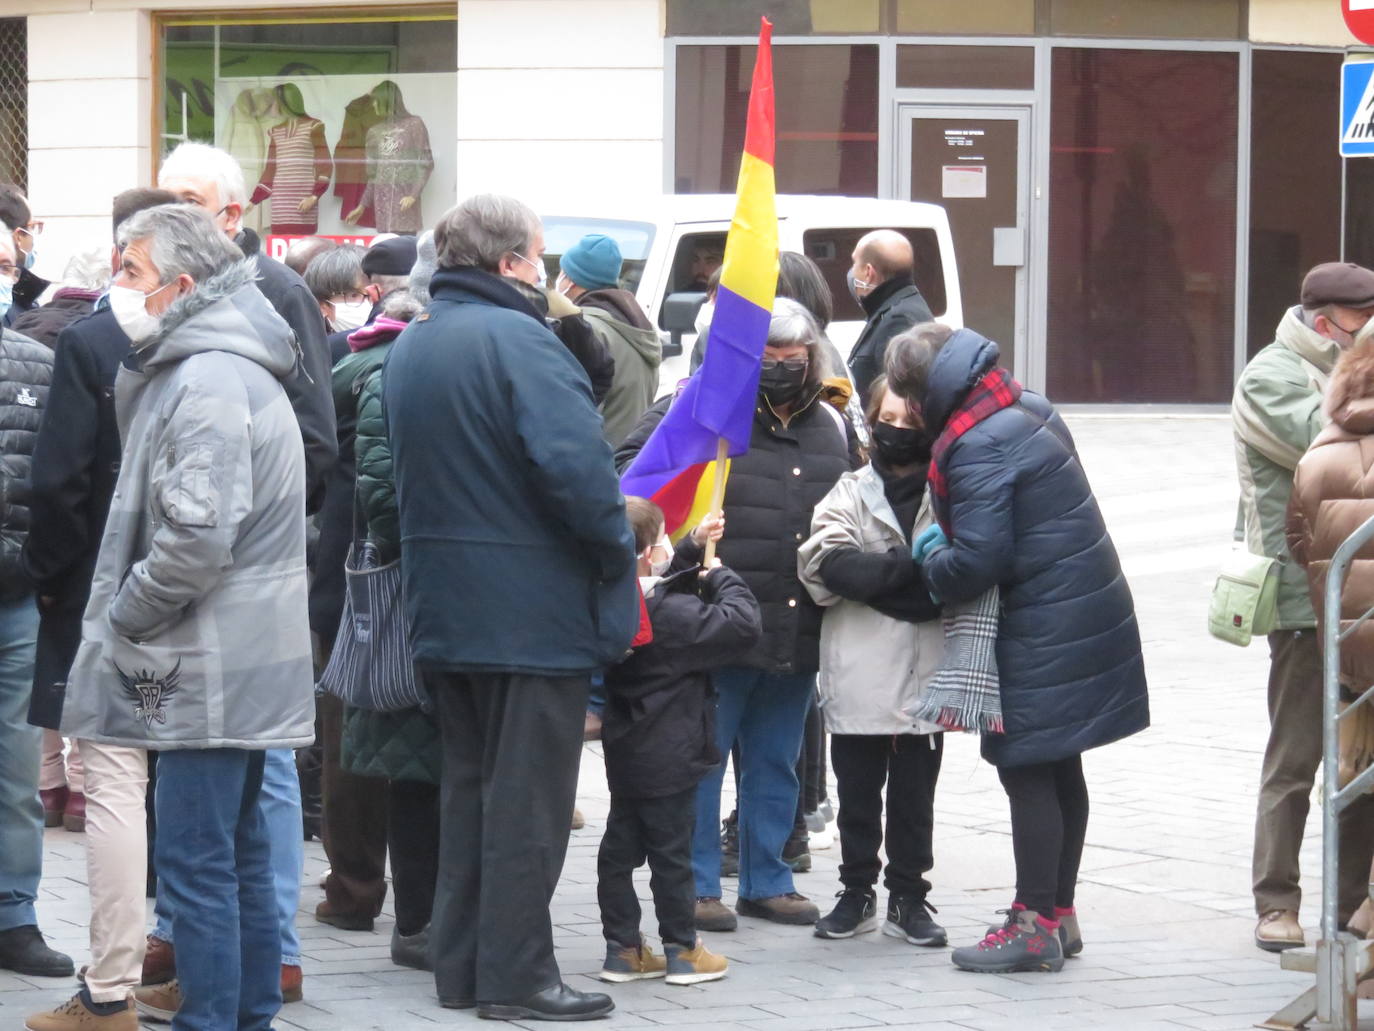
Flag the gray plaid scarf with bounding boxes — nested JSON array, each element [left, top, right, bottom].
[[911, 586, 1004, 734]]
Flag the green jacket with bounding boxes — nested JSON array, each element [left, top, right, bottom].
[[331, 337, 399, 560], [1232, 306, 1340, 629], [580, 291, 662, 447]]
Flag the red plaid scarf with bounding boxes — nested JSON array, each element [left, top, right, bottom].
[[928, 368, 1023, 533]]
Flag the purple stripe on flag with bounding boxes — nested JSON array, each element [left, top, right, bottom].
[[692, 285, 771, 448]]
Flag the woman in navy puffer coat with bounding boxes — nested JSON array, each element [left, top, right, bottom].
[[886, 324, 1148, 974]]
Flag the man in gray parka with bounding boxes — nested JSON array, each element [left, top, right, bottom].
[[60, 204, 314, 1029]]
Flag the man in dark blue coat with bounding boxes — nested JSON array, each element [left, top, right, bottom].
[[384, 193, 636, 1021], [885, 324, 1148, 976]]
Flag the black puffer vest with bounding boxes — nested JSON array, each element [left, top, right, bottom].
[[0, 328, 53, 599]]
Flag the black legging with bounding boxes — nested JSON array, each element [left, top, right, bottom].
[[388, 779, 440, 937], [996, 755, 1089, 920]]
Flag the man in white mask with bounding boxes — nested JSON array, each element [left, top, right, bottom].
[[1235, 261, 1374, 955]]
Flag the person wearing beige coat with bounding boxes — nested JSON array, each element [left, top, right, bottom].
[[1284, 336, 1374, 935], [797, 376, 946, 945]]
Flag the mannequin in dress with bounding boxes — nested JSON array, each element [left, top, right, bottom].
[[248, 83, 334, 235], [343, 81, 433, 235]]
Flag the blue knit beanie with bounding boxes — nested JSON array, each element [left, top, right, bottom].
[[560, 233, 622, 291]]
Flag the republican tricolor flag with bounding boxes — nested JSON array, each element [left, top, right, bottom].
[[620, 16, 778, 540]]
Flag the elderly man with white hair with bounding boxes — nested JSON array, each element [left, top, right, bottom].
[[54, 203, 313, 1031]]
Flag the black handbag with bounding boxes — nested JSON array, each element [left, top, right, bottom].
[[317, 498, 429, 712]]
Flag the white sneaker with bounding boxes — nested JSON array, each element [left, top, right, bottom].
[[809, 826, 834, 850], [318, 867, 331, 889]]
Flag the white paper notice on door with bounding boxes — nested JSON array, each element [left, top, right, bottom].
[[942, 165, 987, 199]]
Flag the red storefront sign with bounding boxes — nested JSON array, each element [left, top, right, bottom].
[[264, 233, 376, 262]]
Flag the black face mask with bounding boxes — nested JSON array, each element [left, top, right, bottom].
[[759, 364, 808, 408], [872, 421, 933, 466]]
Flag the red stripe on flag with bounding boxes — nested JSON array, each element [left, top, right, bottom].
[[742, 17, 774, 166], [649, 462, 708, 537]]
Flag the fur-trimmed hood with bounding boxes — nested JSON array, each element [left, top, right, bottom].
[[137, 259, 298, 381], [1325, 339, 1374, 434]]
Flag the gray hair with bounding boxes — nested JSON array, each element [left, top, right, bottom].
[[767, 296, 821, 350], [158, 141, 249, 207], [117, 203, 242, 285], [884, 321, 955, 403], [410, 230, 438, 303], [303, 244, 365, 301], [382, 289, 424, 322], [61, 245, 112, 291], [434, 193, 540, 272], [767, 296, 826, 396]]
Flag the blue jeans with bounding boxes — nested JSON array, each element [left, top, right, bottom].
[[0, 597, 39, 932], [153, 748, 302, 966], [155, 748, 278, 1031], [692, 667, 814, 900]]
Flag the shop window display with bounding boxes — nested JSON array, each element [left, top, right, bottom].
[[158, 11, 455, 253]]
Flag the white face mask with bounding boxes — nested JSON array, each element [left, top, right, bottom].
[[694, 300, 715, 338], [330, 297, 371, 332], [109, 281, 173, 346], [650, 534, 674, 577]]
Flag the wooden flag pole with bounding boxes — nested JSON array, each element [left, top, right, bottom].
[[702, 436, 730, 566]]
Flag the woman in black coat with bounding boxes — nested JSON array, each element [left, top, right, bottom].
[[884, 324, 1148, 975]]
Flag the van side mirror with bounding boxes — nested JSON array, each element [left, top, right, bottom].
[[660, 291, 707, 359]]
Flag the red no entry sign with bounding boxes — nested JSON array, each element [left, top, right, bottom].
[[1346, 0, 1374, 44]]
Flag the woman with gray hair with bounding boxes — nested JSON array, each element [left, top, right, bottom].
[[882, 323, 1147, 974], [58, 202, 315, 1025], [622, 296, 855, 930]]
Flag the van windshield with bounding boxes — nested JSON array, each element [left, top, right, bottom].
[[541, 217, 657, 293]]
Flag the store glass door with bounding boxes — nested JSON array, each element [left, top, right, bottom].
[[900, 105, 1030, 377]]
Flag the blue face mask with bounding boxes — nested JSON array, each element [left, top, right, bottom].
[[21, 248, 34, 271], [0, 277, 14, 320]]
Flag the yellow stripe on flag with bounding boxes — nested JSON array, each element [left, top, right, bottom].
[[719, 152, 778, 312], [668, 459, 731, 544]]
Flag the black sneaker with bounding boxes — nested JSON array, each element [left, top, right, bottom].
[[814, 888, 878, 939], [883, 895, 947, 947], [721, 814, 739, 878], [0, 924, 74, 977]]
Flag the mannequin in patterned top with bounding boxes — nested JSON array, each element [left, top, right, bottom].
[[248, 83, 334, 236]]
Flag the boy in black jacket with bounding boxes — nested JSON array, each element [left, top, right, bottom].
[[597, 498, 762, 986]]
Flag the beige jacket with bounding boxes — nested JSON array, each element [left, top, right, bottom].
[[798, 464, 944, 736]]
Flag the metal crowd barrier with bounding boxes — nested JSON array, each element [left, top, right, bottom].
[[1264, 512, 1374, 1031]]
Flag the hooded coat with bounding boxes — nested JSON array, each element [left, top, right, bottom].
[[1288, 342, 1374, 689], [919, 331, 1149, 767], [579, 289, 662, 447], [60, 260, 314, 750]]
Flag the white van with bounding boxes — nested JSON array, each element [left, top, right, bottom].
[[540, 195, 963, 392]]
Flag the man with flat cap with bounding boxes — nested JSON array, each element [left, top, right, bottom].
[[845, 229, 933, 405], [1234, 261, 1374, 953], [361, 234, 419, 319]]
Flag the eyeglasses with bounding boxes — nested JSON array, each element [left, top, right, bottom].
[[329, 292, 368, 306], [513, 252, 544, 274], [760, 357, 809, 372], [14, 222, 42, 239]]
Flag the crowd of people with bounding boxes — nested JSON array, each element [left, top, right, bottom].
[[0, 140, 1156, 1031]]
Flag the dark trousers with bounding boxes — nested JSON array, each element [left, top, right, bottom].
[[790, 697, 828, 843], [1254, 629, 1374, 921], [389, 778, 440, 938], [430, 671, 587, 1004], [318, 691, 389, 919], [598, 787, 697, 950], [831, 733, 943, 898], [997, 755, 1089, 919]]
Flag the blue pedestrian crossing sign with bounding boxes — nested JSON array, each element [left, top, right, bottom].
[[1342, 59, 1374, 156]]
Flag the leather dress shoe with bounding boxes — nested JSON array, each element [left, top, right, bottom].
[[478, 982, 614, 1021]]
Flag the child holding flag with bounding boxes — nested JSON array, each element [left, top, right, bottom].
[[597, 500, 762, 985]]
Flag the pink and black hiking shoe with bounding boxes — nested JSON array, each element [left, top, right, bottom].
[[954, 909, 1065, 973]]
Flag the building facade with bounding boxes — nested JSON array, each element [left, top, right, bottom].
[[0, 0, 1364, 401]]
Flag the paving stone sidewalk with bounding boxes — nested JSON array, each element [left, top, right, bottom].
[[1, 412, 1360, 1030]]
